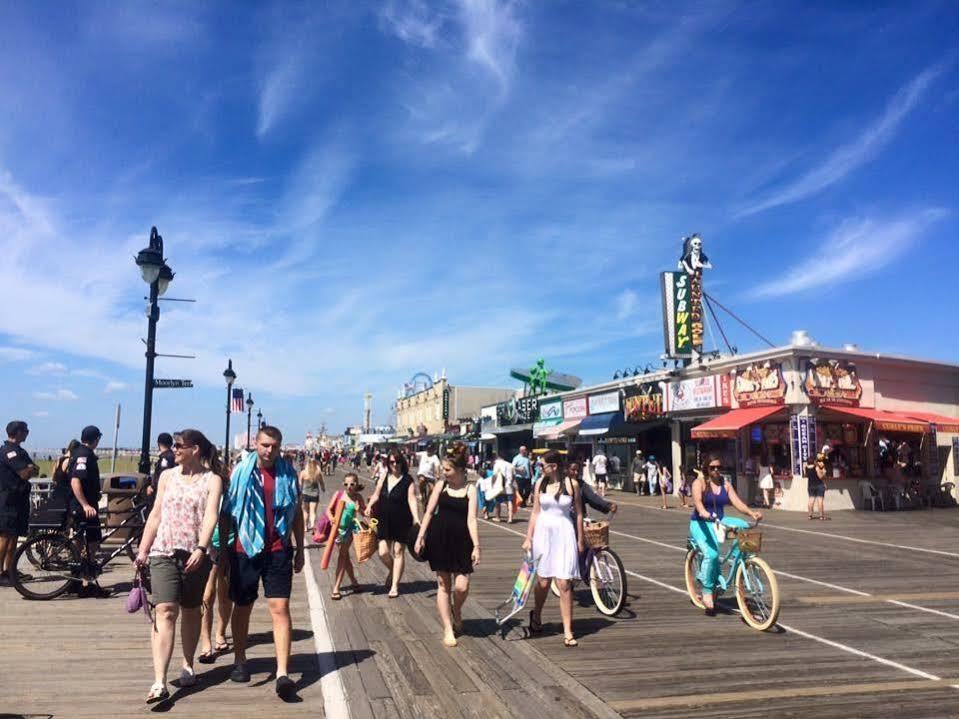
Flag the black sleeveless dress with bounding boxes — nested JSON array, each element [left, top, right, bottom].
[[426, 486, 474, 575], [376, 473, 414, 544]]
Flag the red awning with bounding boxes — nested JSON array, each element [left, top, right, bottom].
[[821, 406, 931, 434], [899, 411, 959, 434], [690, 406, 785, 440]]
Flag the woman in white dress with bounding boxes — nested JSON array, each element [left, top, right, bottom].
[[522, 450, 585, 647], [758, 461, 775, 508]]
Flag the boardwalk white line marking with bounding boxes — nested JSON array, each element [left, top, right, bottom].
[[613, 498, 959, 558], [481, 518, 956, 690], [303, 553, 351, 719]]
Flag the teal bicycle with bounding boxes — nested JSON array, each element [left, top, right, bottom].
[[684, 518, 780, 631]]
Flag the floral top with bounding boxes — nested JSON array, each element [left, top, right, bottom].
[[150, 467, 214, 556]]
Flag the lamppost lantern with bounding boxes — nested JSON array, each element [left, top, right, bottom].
[[256, 409, 263, 429], [246, 393, 254, 410], [245, 391, 255, 450], [135, 227, 165, 285], [223, 359, 236, 387], [157, 263, 175, 297]]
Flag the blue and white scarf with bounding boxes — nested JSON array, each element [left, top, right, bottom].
[[226, 452, 299, 556]]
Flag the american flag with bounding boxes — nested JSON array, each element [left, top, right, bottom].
[[231, 387, 245, 413]]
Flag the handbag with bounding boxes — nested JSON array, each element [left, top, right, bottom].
[[126, 565, 153, 621], [313, 490, 342, 544], [352, 518, 378, 563]]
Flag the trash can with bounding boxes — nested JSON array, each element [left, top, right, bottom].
[[102, 473, 148, 541]]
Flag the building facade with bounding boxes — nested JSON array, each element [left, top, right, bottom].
[[395, 378, 516, 437]]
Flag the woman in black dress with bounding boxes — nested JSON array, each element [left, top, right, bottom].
[[415, 442, 480, 647], [365, 449, 420, 598]]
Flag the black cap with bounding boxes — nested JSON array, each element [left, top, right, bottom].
[[81, 425, 102, 443], [158, 432, 173, 447]]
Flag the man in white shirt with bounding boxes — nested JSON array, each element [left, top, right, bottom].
[[591, 449, 609, 498], [416, 444, 442, 506], [645, 456, 661, 497], [491, 451, 515, 523]]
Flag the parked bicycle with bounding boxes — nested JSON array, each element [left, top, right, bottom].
[[551, 517, 627, 616], [683, 518, 780, 631], [10, 492, 148, 600]]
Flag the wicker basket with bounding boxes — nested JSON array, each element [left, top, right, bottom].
[[737, 530, 762, 554], [583, 521, 609, 549], [353, 519, 378, 563]]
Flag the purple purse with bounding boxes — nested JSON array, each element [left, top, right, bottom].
[[126, 565, 153, 621]]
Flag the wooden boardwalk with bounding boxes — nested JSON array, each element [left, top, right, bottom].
[[4, 467, 959, 718]]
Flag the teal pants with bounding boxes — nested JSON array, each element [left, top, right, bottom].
[[688, 517, 748, 594]]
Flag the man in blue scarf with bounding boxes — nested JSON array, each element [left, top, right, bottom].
[[223, 425, 304, 700]]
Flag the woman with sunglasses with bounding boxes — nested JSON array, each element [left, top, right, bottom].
[[523, 450, 584, 647], [689, 456, 762, 615], [136, 429, 224, 703], [365, 449, 420, 598]]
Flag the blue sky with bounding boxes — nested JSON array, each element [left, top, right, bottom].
[[2, 1, 958, 451]]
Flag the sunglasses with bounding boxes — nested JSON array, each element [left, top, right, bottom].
[[708, 465, 722, 470], [344, 482, 357, 488], [173, 442, 194, 450]]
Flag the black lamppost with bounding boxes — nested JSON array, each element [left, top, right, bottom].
[[136, 227, 174, 476], [223, 359, 236, 468], [256, 409, 263, 430], [245, 392, 254, 449]]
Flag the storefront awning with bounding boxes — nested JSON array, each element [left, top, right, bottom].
[[489, 424, 533, 435], [537, 418, 583, 439], [900, 411, 959, 434], [690, 406, 784, 439], [821, 406, 931, 434], [578, 412, 626, 437]]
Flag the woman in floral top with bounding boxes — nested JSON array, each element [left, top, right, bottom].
[[136, 429, 224, 703]]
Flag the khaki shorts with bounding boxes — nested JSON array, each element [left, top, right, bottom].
[[149, 551, 211, 608]]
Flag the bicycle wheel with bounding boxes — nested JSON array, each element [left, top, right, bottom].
[[13, 533, 79, 600], [735, 556, 780, 631], [683, 547, 706, 609], [589, 548, 627, 616]]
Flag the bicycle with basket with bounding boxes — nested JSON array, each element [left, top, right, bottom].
[[550, 516, 627, 616]]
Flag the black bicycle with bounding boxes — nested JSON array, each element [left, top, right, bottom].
[[10, 494, 149, 600]]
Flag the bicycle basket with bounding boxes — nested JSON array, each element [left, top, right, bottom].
[[583, 521, 609, 549], [737, 530, 762, 553]]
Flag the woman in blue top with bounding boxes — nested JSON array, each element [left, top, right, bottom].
[[689, 456, 762, 615]]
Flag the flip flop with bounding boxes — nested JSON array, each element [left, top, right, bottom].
[[388, 589, 399, 599], [213, 639, 231, 652], [563, 636, 578, 647], [197, 650, 217, 665], [330, 591, 342, 600], [146, 682, 169, 704]]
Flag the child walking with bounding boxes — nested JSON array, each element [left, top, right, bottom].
[[329, 473, 367, 600]]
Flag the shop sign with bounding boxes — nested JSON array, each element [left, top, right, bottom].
[[734, 362, 786, 407], [442, 387, 450, 420], [953, 437, 959, 478], [588, 391, 620, 415], [539, 400, 563, 423], [665, 374, 731, 412], [496, 396, 540, 426], [563, 397, 588, 419], [791, 414, 818, 476], [624, 383, 665, 422], [804, 359, 862, 406], [605, 437, 637, 445], [661, 272, 692, 358]]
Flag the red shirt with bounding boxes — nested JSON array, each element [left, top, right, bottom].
[[235, 463, 286, 555]]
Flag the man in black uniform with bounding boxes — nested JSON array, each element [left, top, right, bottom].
[[0, 420, 39, 586], [146, 432, 175, 512], [69, 425, 110, 598]]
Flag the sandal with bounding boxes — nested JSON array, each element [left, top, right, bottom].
[[330, 591, 342, 600], [820, 516, 831, 521], [388, 588, 399, 599], [563, 636, 578, 647], [442, 635, 458, 648], [146, 682, 169, 703], [213, 639, 230, 652], [197, 650, 217, 665], [529, 610, 543, 634]]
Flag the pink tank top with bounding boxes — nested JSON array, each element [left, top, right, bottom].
[[150, 467, 213, 556]]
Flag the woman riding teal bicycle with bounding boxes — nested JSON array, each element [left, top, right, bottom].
[[689, 456, 762, 615]]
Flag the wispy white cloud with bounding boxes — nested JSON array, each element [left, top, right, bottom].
[[28, 361, 67, 375], [33, 389, 79, 401], [0, 345, 35, 362], [738, 62, 948, 217], [750, 208, 949, 298], [104, 381, 128, 394], [33, 410, 50, 418], [379, 0, 445, 48], [615, 289, 639, 321], [457, 0, 522, 96]]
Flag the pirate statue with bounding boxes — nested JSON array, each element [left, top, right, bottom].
[[678, 233, 711, 275]]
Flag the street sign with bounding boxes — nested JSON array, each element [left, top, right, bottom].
[[153, 379, 193, 389]]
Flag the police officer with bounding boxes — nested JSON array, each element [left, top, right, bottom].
[[0, 420, 39, 586], [69, 425, 110, 598], [146, 432, 175, 512]]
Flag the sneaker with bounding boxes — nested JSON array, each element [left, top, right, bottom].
[[0, 575, 12, 587], [179, 666, 197, 687], [230, 663, 250, 683], [275, 674, 295, 700]]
